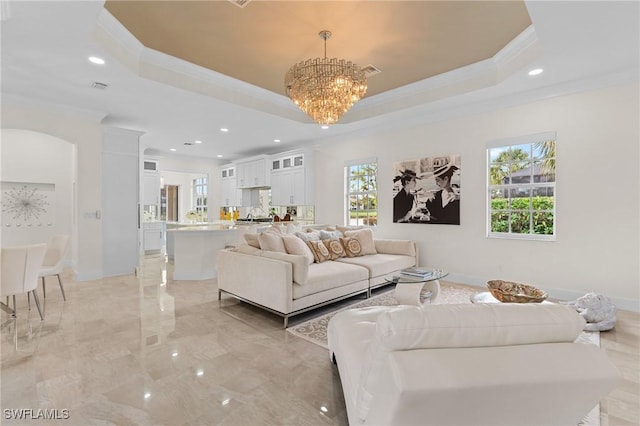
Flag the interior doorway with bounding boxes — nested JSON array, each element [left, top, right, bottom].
[[163, 185, 179, 222]]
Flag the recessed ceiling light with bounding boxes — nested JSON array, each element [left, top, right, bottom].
[[169, 148, 177, 152], [217, 154, 223, 158], [88, 56, 105, 65], [194, 140, 202, 144], [321, 125, 329, 130], [528, 68, 544, 76], [274, 139, 281, 143], [220, 128, 229, 132]]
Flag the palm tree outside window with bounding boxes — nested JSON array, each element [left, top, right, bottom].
[[487, 133, 556, 240]]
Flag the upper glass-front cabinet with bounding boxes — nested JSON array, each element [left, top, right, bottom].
[[272, 154, 304, 172]]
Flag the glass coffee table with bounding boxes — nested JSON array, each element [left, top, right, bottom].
[[384, 269, 448, 306]]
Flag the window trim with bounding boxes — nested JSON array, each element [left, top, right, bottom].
[[344, 159, 377, 227], [486, 133, 556, 241], [192, 176, 208, 219]]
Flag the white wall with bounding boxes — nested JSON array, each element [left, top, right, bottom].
[[1, 102, 104, 280], [314, 81, 639, 310], [0, 130, 74, 251]]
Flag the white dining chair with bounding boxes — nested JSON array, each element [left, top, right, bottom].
[[1, 243, 47, 322], [39, 235, 70, 301]]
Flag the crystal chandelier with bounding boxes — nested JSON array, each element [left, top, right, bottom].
[[285, 30, 367, 125]]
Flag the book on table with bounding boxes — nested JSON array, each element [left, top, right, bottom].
[[401, 267, 433, 278]]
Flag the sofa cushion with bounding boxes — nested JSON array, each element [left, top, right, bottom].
[[258, 232, 286, 253], [354, 303, 586, 422], [340, 237, 363, 257], [374, 239, 416, 257], [306, 240, 332, 263], [260, 251, 310, 285], [235, 243, 261, 255], [267, 224, 287, 235], [320, 229, 343, 240], [323, 238, 347, 260], [243, 233, 260, 248], [336, 225, 365, 234], [376, 303, 586, 351], [336, 253, 415, 278], [295, 230, 321, 242], [293, 261, 369, 299], [344, 228, 377, 255], [282, 234, 314, 264]]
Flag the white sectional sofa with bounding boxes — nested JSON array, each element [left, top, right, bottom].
[[328, 303, 620, 426], [216, 227, 418, 327]]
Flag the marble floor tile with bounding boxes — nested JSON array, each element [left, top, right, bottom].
[[1, 256, 349, 425], [1, 254, 637, 425]]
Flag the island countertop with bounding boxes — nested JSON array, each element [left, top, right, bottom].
[[166, 224, 237, 232], [167, 226, 239, 280]]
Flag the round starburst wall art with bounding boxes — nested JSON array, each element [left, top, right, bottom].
[[1, 182, 54, 227]]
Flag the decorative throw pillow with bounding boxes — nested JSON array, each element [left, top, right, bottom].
[[266, 225, 287, 235], [286, 222, 302, 234], [336, 225, 365, 234], [306, 240, 332, 263], [323, 238, 346, 260], [258, 232, 287, 253], [320, 229, 343, 240], [295, 230, 321, 242], [341, 237, 363, 257], [344, 228, 377, 255], [243, 233, 260, 249], [282, 234, 315, 265]]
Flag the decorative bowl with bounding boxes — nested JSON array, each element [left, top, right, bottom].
[[487, 280, 548, 303]]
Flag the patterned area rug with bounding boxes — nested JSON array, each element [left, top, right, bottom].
[[287, 281, 600, 426]]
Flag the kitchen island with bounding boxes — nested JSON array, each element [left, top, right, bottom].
[[167, 224, 238, 280]]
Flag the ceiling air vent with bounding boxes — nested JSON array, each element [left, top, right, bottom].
[[228, 0, 251, 8], [362, 64, 382, 78], [183, 142, 193, 146], [90, 81, 109, 90]]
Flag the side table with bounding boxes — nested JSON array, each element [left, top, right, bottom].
[[384, 269, 448, 306]]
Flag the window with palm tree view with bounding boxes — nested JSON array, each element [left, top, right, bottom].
[[488, 135, 556, 240], [346, 162, 377, 226]]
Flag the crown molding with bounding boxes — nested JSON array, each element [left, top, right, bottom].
[[343, 26, 541, 124], [314, 67, 639, 149], [94, 9, 143, 68]]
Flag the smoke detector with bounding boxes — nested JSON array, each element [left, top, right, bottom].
[[228, 0, 251, 8], [362, 64, 382, 77]]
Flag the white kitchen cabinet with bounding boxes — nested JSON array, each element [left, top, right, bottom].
[[143, 171, 161, 205], [270, 150, 313, 206], [144, 221, 165, 253], [271, 168, 306, 205], [236, 156, 270, 188], [220, 165, 241, 206]]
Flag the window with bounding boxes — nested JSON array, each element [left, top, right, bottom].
[[345, 160, 377, 226], [192, 177, 208, 221], [487, 133, 556, 240]]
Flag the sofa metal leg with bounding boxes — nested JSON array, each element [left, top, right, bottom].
[[284, 316, 289, 328], [218, 290, 222, 300]]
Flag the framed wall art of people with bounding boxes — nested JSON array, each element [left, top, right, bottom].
[[392, 154, 461, 225]]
